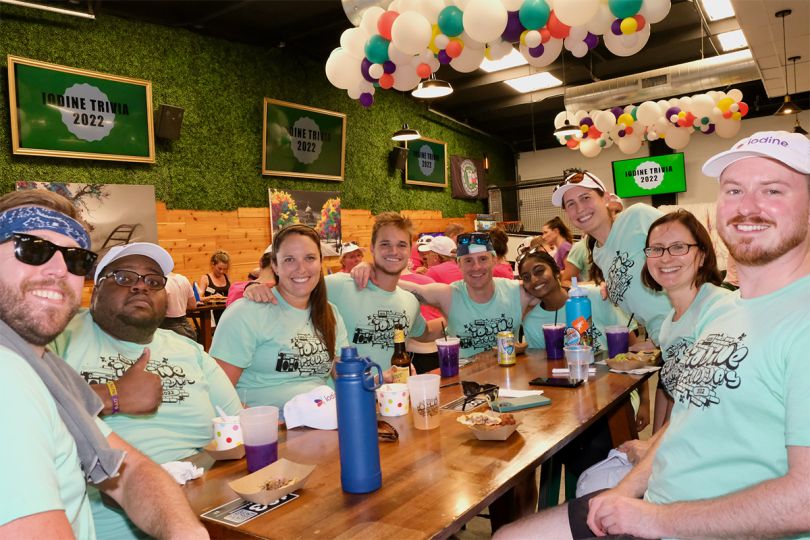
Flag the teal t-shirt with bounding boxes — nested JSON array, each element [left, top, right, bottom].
[[566, 238, 591, 281], [523, 284, 635, 355], [0, 346, 103, 539], [593, 203, 671, 344], [447, 278, 523, 358], [656, 283, 730, 396], [326, 273, 426, 370], [646, 275, 810, 524], [210, 293, 348, 409]]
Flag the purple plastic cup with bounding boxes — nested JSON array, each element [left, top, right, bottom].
[[436, 337, 461, 377], [542, 324, 566, 359], [605, 325, 630, 359]]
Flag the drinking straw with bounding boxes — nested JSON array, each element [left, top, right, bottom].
[[554, 310, 558, 326], [626, 313, 635, 329], [441, 321, 448, 341]]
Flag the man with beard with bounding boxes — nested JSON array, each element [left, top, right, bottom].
[[0, 191, 208, 539], [50, 242, 242, 539], [495, 131, 810, 540]]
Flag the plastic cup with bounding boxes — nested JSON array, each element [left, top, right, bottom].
[[212, 415, 243, 451], [407, 374, 441, 430], [376, 383, 410, 417], [239, 406, 279, 472], [542, 323, 566, 359], [564, 345, 594, 382], [605, 325, 630, 359], [435, 337, 461, 378]]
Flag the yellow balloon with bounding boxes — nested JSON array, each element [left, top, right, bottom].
[[429, 24, 440, 54], [717, 97, 734, 112], [520, 29, 529, 46], [620, 17, 637, 35], [581, 125, 589, 133], [618, 113, 634, 127], [731, 111, 741, 121]]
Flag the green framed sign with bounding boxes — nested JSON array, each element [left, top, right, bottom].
[[262, 98, 346, 181], [405, 137, 447, 188], [7, 55, 155, 163]]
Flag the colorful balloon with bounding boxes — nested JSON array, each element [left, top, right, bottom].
[[502, 10, 526, 42], [365, 35, 390, 64], [378, 11, 399, 40], [609, 0, 642, 19], [438, 5, 464, 37], [359, 92, 374, 108], [519, 0, 551, 30], [547, 11, 571, 39]]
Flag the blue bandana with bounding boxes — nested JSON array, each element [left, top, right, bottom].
[[0, 206, 91, 249]]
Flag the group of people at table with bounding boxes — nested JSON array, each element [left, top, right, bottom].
[[1, 130, 808, 539]]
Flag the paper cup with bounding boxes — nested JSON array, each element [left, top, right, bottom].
[[212, 415, 243, 450], [376, 384, 410, 417]]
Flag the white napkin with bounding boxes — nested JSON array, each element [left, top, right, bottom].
[[609, 366, 662, 375], [552, 367, 597, 375], [161, 461, 204, 485], [498, 389, 544, 398]]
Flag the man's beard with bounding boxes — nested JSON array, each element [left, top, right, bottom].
[[0, 278, 79, 346], [720, 215, 808, 266]]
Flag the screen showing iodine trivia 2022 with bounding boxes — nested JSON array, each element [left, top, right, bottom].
[[612, 153, 687, 198]]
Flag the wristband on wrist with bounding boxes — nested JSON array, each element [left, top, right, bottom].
[[106, 381, 120, 414]]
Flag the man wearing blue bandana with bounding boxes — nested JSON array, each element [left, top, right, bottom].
[[0, 190, 207, 539]]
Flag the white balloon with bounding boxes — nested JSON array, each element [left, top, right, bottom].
[[389, 0, 402, 11], [501, 0, 524, 10], [393, 65, 421, 90], [340, 27, 369, 59], [554, 110, 569, 129], [360, 7, 385, 36], [388, 44, 416, 66], [617, 134, 643, 154], [664, 126, 691, 150], [419, 0, 447, 23], [574, 110, 588, 123], [325, 48, 361, 90], [678, 96, 693, 110], [570, 41, 588, 58], [652, 116, 671, 135], [454, 0, 471, 9], [458, 31, 486, 50], [450, 44, 486, 72], [586, 3, 615, 35], [580, 137, 602, 158], [690, 94, 715, 118], [428, 56, 440, 71], [348, 79, 374, 99], [519, 38, 563, 67], [568, 25, 589, 42], [727, 88, 743, 102], [399, 0, 422, 13], [594, 110, 616, 132], [555, 0, 600, 28], [715, 117, 742, 139], [369, 63, 384, 78], [525, 30, 542, 48], [603, 23, 650, 57], [463, 0, 508, 44], [392, 12, 432, 54], [636, 101, 662, 125], [638, 0, 671, 24], [434, 33, 450, 49], [487, 39, 514, 61]]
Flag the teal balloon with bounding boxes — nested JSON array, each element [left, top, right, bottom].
[[438, 6, 464, 37], [365, 34, 390, 64], [608, 0, 642, 19], [519, 0, 550, 30]]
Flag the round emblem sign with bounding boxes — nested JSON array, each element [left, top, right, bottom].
[[460, 159, 479, 197]]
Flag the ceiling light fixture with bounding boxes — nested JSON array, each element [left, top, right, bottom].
[[774, 10, 802, 116], [553, 51, 580, 139], [481, 48, 528, 73], [411, 74, 453, 99], [716, 29, 747, 52], [699, 0, 735, 21], [391, 124, 421, 141], [504, 72, 562, 93], [788, 56, 807, 134]]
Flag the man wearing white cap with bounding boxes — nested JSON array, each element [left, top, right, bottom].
[[338, 241, 364, 273], [495, 131, 810, 539], [51, 241, 241, 539], [0, 191, 207, 539], [419, 235, 463, 284]]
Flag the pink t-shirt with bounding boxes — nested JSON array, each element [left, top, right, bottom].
[[425, 260, 463, 284], [398, 272, 444, 321], [493, 263, 515, 279], [226, 280, 252, 307]]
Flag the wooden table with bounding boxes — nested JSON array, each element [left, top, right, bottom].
[[185, 349, 650, 539], [186, 303, 222, 351]]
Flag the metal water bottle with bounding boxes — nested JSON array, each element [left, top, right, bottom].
[[565, 277, 593, 347], [334, 346, 383, 493]]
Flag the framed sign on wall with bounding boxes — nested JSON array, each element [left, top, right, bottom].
[[405, 137, 447, 188], [262, 98, 346, 181], [7, 55, 155, 163]]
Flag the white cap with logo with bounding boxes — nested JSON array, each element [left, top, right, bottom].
[[702, 131, 810, 177], [421, 235, 456, 257], [283, 385, 338, 430], [94, 243, 175, 283]]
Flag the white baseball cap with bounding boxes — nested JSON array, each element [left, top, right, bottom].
[[702, 131, 810, 177], [551, 171, 608, 207], [423, 235, 456, 257], [94, 242, 175, 283], [283, 386, 337, 430], [340, 241, 362, 256]]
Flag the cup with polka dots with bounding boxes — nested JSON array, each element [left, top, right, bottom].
[[212, 415, 243, 450], [376, 383, 410, 417]]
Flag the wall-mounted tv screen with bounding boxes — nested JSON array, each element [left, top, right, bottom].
[[612, 153, 687, 198]]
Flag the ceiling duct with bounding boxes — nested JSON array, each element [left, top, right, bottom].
[[564, 50, 759, 111]]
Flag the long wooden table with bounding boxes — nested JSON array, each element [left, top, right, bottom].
[[186, 303, 222, 351], [184, 349, 650, 539]]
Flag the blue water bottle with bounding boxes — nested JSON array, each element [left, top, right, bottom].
[[334, 346, 383, 493], [565, 277, 593, 347]]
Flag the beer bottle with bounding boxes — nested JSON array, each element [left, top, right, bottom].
[[390, 325, 411, 384]]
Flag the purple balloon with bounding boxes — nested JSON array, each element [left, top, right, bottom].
[[529, 44, 544, 58], [665, 106, 680, 119], [618, 129, 626, 137], [611, 106, 624, 118], [579, 117, 594, 127], [383, 60, 396, 74], [361, 58, 376, 83], [584, 32, 599, 49], [438, 50, 451, 64], [501, 11, 525, 42], [702, 124, 715, 134], [611, 18, 622, 36], [359, 92, 374, 108]]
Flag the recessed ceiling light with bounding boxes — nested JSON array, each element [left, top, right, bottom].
[[480, 49, 527, 73], [717, 29, 748, 52], [700, 0, 735, 21], [503, 72, 562, 93]]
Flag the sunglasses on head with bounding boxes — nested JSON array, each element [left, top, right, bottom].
[[4, 233, 97, 277], [341, 241, 358, 248], [457, 233, 491, 246], [554, 171, 605, 192], [515, 246, 549, 267], [461, 381, 499, 411]]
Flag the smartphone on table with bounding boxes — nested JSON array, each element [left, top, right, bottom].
[[529, 377, 584, 388]]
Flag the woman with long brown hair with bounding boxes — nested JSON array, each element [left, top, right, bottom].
[[210, 225, 348, 411]]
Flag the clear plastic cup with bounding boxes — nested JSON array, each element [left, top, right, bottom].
[[564, 345, 594, 382], [239, 406, 279, 472], [407, 374, 441, 430], [435, 337, 461, 378]]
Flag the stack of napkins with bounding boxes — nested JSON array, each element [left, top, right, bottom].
[[551, 367, 597, 376]]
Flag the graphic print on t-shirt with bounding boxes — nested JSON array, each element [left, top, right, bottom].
[[275, 332, 332, 377], [660, 337, 693, 395], [351, 309, 410, 349], [674, 332, 747, 408], [458, 314, 514, 352], [606, 251, 634, 305], [81, 354, 195, 403]]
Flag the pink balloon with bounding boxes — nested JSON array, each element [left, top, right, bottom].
[[416, 62, 432, 79], [377, 11, 399, 40], [547, 11, 570, 39]]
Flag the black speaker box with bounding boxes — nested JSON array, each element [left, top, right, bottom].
[[155, 104, 184, 140], [389, 146, 408, 171]]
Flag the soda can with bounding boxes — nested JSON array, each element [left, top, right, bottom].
[[496, 331, 516, 366]]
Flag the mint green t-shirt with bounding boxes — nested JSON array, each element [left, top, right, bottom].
[[656, 283, 729, 396], [0, 346, 107, 539], [593, 203, 671, 344], [566, 238, 591, 281], [523, 284, 635, 355], [447, 278, 523, 358], [646, 275, 810, 524], [325, 273, 426, 370], [210, 293, 348, 409]]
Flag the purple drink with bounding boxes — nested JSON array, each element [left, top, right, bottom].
[[542, 324, 565, 359], [245, 441, 278, 472], [605, 325, 630, 359], [436, 337, 460, 378]]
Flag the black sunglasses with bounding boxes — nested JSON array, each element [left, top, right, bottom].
[[99, 269, 168, 291], [457, 233, 491, 246], [5, 233, 97, 277], [461, 381, 499, 411]]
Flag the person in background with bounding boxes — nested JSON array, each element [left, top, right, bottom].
[[197, 249, 231, 324], [421, 236, 463, 284], [338, 241, 364, 273], [409, 234, 432, 271], [0, 190, 206, 539], [399, 267, 446, 373], [227, 244, 276, 307], [160, 270, 197, 340], [210, 224, 348, 410], [52, 242, 241, 540], [488, 227, 516, 278], [542, 217, 574, 275], [444, 222, 465, 243]]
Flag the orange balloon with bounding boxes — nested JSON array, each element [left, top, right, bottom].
[[566, 138, 579, 149], [416, 63, 432, 79], [379, 73, 394, 89], [547, 11, 570, 39], [377, 11, 399, 41], [446, 40, 463, 58]]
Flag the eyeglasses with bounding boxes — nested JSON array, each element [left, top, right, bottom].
[[3, 233, 97, 276], [461, 381, 499, 411], [457, 233, 491, 246], [554, 171, 605, 192], [99, 269, 168, 290], [644, 243, 699, 258]]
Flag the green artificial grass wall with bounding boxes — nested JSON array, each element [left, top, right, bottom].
[[0, 5, 515, 216]]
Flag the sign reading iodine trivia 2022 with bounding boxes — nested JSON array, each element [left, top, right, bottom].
[[262, 98, 346, 181], [405, 136, 447, 188], [7, 56, 155, 163]]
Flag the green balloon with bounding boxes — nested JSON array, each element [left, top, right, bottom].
[[608, 0, 642, 19], [438, 6, 464, 37], [519, 0, 550, 30], [365, 34, 390, 64]]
